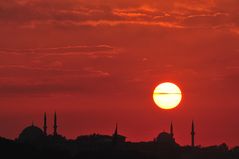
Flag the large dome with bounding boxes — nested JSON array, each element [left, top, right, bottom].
[[18, 125, 44, 143]]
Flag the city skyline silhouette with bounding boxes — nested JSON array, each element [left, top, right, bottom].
[[0, 1, 239, 158], [16, 112, 196, 146], [0, 112, 238, 159]]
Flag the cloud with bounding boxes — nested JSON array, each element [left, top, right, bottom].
[[0, 0, 238, 97], [182, 12, 231, 28], [0, 65, 110, 78], [70, 20, 184, 28], [0, 0, 231, 29], [0, 64, 111, 96], [0, 45, 114, 54], [0, 45, 117, 58]]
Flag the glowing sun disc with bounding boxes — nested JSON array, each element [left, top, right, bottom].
[[153, 82, 182, 109]]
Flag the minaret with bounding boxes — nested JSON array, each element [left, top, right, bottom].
[[43, 112, 47, 136], [112, 123, 118, 144], [114, 123, 118, 136], [170, 122, 174, 138], [191, 121, 195, 147], [53, 112, 58, 136]]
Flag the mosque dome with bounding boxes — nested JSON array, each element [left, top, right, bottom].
[[18, 124, 44, 143], [156, 132, 175, 144]]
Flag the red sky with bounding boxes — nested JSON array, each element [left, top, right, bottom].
[[0, 0, 239, 147]]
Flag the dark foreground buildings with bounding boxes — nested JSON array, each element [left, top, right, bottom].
[[1, 113, 239, 159], [18, 112, 66, 144]]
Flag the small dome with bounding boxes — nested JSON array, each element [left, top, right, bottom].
[[18, 125, 44, 143], [156, 132, 175, 144]]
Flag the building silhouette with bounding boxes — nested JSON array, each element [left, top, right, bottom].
[[18, 123, 45, 143], [53, 112, 58, 136], [3, 115, 239, 159], [191, 120, 195, 147], [76, 133, 112, 143], [43, 112, 47, 136], [112, 123, 126, 144], [17, 113, 197, 147], [155, 122, 176, 145], [154, 121, 196, 148], [170, 121, 174, 138], [18, 112, 66, 143], [76, 123, 126, 144]]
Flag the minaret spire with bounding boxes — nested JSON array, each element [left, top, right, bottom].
[[114, 123, 118, 136], [43, 112, 47, 136], [191, 120, 195, 147], [170, 122, 174, 138], [53, 112, 58, 136], [112, 123, 118, 144]]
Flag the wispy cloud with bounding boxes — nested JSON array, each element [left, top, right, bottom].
[[0, 45, 118, 58], [1, 0, 237, 30]]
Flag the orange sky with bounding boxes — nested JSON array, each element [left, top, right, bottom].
[[0, 0, 239, 146]]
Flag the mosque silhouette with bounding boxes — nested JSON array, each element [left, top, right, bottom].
[[17, 112, 195, 147], [18, 112, 126, 145], [0, 112, 238, 159], [18, 112, 66, 144]]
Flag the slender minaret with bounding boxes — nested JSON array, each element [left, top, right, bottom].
[[112, 123, 118, 144], [53, 112, 58, 136], [191, 121, 195, 147], [114, 123, 118, 136], [170, 122, 174, 138], [43, 112, 47, 136]]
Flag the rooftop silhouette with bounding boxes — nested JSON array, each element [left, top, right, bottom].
[[1, 113, 239, 159]]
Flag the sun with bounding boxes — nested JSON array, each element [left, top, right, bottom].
[[153, 82, 182, 110]]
